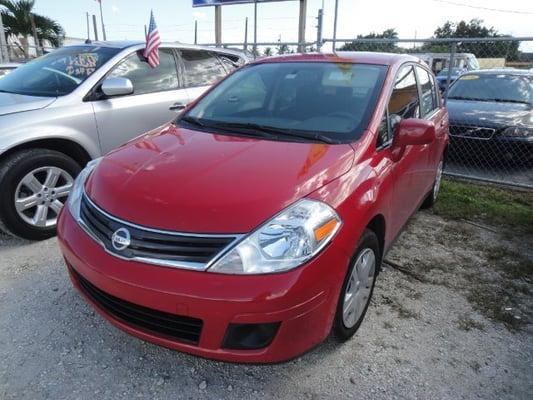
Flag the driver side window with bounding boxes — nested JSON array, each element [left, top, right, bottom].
[[377, 65, 420, 148]]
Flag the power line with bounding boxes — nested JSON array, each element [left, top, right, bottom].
[[432, 0, 533, 15]]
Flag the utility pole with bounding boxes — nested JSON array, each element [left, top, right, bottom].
[[297, 0, 307, 53], [332, 0, 339, 51], [99, 0, 107, 40], [214, 5, 222, 46], [86, 12, 90, 41], [92, 14, 99, 41], [194, 20, 198, 44], [316, 8, 323, 51], [244, 17, 248, 51], [253, 0, 258, 57], [0, 12, 8, 62], [30, 14, 40, 57]]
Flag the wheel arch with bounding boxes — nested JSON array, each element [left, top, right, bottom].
[[0, 138, 93, 168], [365, 214, 386, 262]]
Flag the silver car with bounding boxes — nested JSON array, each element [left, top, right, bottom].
[[0, 41, 249, 240]]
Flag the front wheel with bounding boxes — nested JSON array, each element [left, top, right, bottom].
[[0, 149, 81, 240], [333, 229, 380, 341]]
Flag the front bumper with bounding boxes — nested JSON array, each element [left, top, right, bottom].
[[57, 207, 350, 363]]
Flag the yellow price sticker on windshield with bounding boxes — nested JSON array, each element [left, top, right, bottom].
[[461, 75, 479, 80]]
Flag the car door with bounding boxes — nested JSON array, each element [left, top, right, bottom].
[[415, 65, 448, 194], [379, 64, 426, 237], [177, 49, 229, 103], [92, 48, 190, 153]]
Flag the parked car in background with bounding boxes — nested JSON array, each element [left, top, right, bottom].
[[436, 67, 466, 92], [0, 63, 21, 78], [446, 69, 532, 166], [0, 41, 250, 240], [413, 52, 479, 74], [57, 52, 448, 363]]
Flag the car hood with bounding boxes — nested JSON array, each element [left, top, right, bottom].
[[0, 92, 56, 116], [85, 124, 355, 233], [447, 99, 533, 128]]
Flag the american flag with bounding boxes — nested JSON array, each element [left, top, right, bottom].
[[143, 10, 161, 68]]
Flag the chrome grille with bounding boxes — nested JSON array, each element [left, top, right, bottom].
[[79, 193, 239, 270]]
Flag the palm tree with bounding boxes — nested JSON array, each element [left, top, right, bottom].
[[0, 0, 64, 57]]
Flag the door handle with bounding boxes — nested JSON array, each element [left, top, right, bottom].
[[169, 102, 187, 111]]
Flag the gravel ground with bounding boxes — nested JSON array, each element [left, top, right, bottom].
[[0, 211, 531, 400]]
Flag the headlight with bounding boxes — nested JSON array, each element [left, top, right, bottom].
[[503, 127, 532, 138], [208, 199, 341, 274], [67, 157, 102, 220]]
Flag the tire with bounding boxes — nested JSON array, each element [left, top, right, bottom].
[[0, 149, 82, 240], [333, 229, 380, 341], [420, 158, 444, 210]]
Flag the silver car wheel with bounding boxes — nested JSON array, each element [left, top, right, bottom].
[[433, 160, 443, 201], [14, 166, 74, 228], [342, 248, 376, 329]]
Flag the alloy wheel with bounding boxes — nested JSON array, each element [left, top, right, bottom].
[[14, 166, 74, 228]]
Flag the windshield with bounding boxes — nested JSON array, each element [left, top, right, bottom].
[[448, 74, 532, 104], [0, 46, 121, 97], [182, 62, 387, 143]]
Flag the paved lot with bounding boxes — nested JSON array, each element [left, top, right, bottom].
[[0, 212, 531, 400]]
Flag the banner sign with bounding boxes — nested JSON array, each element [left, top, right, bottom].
[[193, 0, 293, 7]]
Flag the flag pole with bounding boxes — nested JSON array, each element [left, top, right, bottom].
[[99, 0, 107, 40]]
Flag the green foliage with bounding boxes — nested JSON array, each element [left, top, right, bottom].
[[0, 0, 64, 50], [434, 179, 533, 233], [263, 46, 272, 57], [339, 29, 402, 53], [432, 19, 519, 61]]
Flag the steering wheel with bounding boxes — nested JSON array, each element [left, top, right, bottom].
[[326, 111, 356, 120]]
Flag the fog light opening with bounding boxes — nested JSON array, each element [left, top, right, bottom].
[[222, 322, 281, 350]]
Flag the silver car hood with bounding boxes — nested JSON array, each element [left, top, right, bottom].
[[0, 92, 56, 116]]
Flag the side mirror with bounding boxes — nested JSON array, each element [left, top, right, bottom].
[[101, 77, 133, 97], [393, 118, 436, 147]]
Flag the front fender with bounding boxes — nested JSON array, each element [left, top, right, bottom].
[[0, 105, 101, 159]]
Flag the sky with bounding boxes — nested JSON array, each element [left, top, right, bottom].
[[32, 0, 533, 51]]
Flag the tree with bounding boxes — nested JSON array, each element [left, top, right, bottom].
[[0, 0, 64, 57], [339, 29, 401, 53], [263, 47, 272, 57], [430, 19, 519, 61], [276, 42, 289, 55]]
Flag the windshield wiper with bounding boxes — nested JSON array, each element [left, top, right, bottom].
[[490, 99, 531, 105], [447, 96, 492, 102], [179, 115, 207, 128], [210, 121, 336, 144]]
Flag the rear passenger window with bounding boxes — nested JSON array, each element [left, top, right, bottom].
[[377, 65, 420, 147], [109, 49, 178, 95], [180, 50, 227, 87], [416, 66, 438, 117]]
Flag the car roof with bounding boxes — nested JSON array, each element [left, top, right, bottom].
[[461, 68, 532, 76], [254, 51, 421, 66], [63, 40, 249, 58]]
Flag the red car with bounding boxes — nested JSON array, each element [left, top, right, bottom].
[[57, 52, 448, 363]]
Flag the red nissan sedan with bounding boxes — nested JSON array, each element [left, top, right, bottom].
[[57, 52, 448, 363]]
